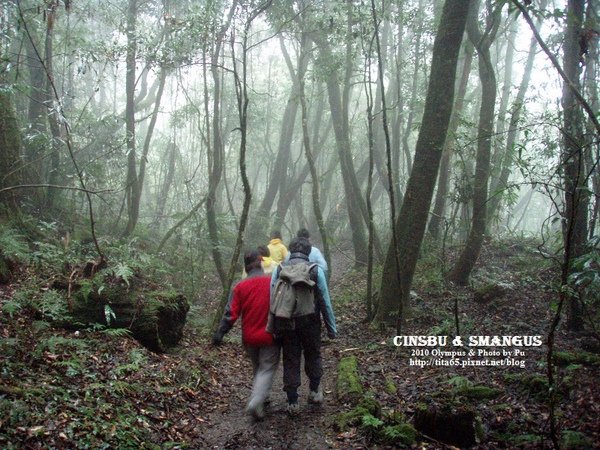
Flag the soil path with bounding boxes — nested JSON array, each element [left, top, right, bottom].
[[200, 341, 342, 449]]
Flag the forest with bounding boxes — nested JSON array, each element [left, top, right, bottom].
[[0, 0, 599, 448]]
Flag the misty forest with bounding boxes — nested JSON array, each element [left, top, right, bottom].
[[1, 0, 600, 448]]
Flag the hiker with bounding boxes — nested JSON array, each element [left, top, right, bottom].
[[258, 245, 278, 274], [288, 228, 328, 276], [213, 250, 280, 420], [267, 237, 337, 416], [267, 230, 288, 264], [242, 245, 278, 279]]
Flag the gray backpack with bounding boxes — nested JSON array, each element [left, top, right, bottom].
[[269, 263, 317, 331]]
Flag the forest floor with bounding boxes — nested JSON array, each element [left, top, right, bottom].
[[1, 238, 600, 449]]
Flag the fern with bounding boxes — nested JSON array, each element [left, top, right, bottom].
[[2, 299, 22, 318], [113, 262, 134, 287], [0, 225, 29, 262], [39, 289, 71, 322], [361, 413, 384, 431], [446, 375, 473, 389], [102, 328, 132, 338]]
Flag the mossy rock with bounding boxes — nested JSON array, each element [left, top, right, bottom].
[[414, 402, 480, 448], [72, 275, 189, 352], [336, 356, 363, 403], [553, 350, 600, 367]]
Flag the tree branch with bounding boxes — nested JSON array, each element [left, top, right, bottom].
[[511, 0, 600, 135]]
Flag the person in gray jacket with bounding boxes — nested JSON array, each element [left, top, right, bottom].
[[270, 237, 336, 416]]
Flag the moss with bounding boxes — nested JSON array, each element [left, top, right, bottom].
[[554, 350, 600, 367], [384, 376, 397, 394], [455, 384, 502, 401], [504, 373, 551, 400], [561, 430, 591, 449], [334, 396, 382, 431], [336, 356, 363, 403]]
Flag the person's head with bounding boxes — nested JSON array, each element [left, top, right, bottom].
[[257, 245, 270, 258], [244, 249, 262, 273], [270, 230, 282, 240], [288, 237, 311, 256], [296, 228, 310, 240]]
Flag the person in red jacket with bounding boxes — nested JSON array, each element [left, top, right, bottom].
[[212, 250, 280, 420]]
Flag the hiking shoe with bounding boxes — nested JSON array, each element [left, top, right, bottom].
[[287, 402, 300, 416], [308, 386, 324, 404], [247, 402, 265, 421]]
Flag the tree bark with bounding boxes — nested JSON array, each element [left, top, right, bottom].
[[561, 0, 588, 331], [375, 0, 471, 326], [487, 4, 546, 227], [428, 42, 474, 239], [447, 0, 500, 285], [123, 0, 138, 237], [205, 2, 237, 286]]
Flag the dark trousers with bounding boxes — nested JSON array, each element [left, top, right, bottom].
[[280, 314, 322, 398]]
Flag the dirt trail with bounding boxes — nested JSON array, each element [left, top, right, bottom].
[[200, 342, 342, 449]]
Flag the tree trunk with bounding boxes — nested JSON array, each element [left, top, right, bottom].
[[375, 0, 471, 326], [155, 141, 178, 226], [123, 0, 138, 237], [0, 87, 24, 212], [299, 41, 331, 274], [487, 5, 546, 226], [248, 36, 308, 244], [45, 3, 62, 210], [428, 41, 474, 239], [561, 0, 588, 331], [447, 0, 500, 285], [311, 33, 369, 267], [205, 2, 237, 286]]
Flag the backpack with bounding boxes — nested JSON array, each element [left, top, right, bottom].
[[269, 262, 317, 332]]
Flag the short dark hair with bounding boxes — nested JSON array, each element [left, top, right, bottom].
[[244, 249, 262, 273], [270, 230, 282, 239], [257, 245, 270, 257], [297, 228, 310, 239], [288, 237, 311, 256]]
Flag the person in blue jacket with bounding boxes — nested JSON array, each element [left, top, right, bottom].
[[270, 237, 336, 416], [286, 228, 328, 277]]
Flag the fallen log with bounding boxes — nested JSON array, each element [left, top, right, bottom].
[[71, 274, 189, 352]]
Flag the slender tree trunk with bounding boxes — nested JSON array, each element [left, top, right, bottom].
[[428, 42, 473, 239], [155, 141, 178, 225], [299, 38, 331, 275], [313, 36, 369, 267], [248, 36, 308, 243], [447, 0, 500, 285], [0, 83, 24, 212], [206, 2, 237, 286], [212, 2, 269, 333], [45, 2, 61, 210], [375, 0, 471, 326], [487, 5, 546, 226], [561, 0, 588, 331], [123, 0, 138, 237], [400, 0, 425, 176]]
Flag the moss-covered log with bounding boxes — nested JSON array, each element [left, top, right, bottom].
[[72, 275, 189, 352], [336, 355, 363, 404]]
